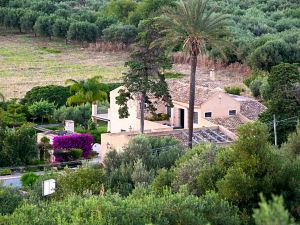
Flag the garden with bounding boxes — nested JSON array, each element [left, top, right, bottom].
[[0, 76, 122, 170]]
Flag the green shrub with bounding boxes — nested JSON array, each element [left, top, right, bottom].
[[70, 148, 82, 160], [0, 127, 38, 167], [4, 190, 240, 225], [21, 172, 39, 188], [0, 184, 23, 215], [55, 167, 106, 198], [224, 86, 241, 95], [0, 168, 12, 176], [22, 85, 70, 107], [163, 72, 185, 79], [67, 21, 98, 43], [103, 24, 138, 44], [253, 195, 293, 225], [249, 76, 264, 97]]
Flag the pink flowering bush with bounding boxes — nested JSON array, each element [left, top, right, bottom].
[[53, 134, 93, 162]]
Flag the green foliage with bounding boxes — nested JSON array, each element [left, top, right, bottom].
[[20, 172, 39, 188], [53, 103, 92, 128], [54, 167, 106, 198], [172, 144, 220, 195], [104, 135, 183, 195], [282, 122, 300, 156], [3, 8, 23, 31], [259, 63, 300, 144], [1, 100, 27, 127], [217, 122, 282, 210], [151, 168, 173, 194], [4, 189, 240, 225], [163, 72, 185, 79], [0, 168, 12, 176], [95, 16, 117, 36], [102, 23, 138, 44], [65, 77, 108, 105], [0, 126, 38, 167], [116, 19, 172, 127], [105, 0, 137, 22], [224, 86, 242, 95], [67, 21, 98, 43], [0, 183, 23, 215], [249, 76, 268, 98], [34, 15, 52, 38], [22, 85, 70, 107], [131, 159, 153, 187], [52, 18, 69, 39], [253, 195, 294, 225], [28, 100, 55, 122], [70, 148, 83, 159], [20, 10, 40, 32]]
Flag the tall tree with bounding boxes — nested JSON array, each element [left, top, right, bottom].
[[116, 19, 173, 133], [155, 0, 230, 148], [65, 76, 108, 106], [260, 63, 300, 145]]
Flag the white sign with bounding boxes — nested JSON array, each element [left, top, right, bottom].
[[42, 179, 56, 196]]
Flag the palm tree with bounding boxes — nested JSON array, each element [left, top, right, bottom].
[[156, 0, 230, 148], [65, 76, 108, 106]]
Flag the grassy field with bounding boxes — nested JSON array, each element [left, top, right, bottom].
[[0, 30, 127, 99]]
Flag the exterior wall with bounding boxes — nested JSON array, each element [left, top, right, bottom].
[[200, 92, 241, 119], [108, 87, 140, 133], [100, 132, 131, 161], [108, 87, 174, 133]]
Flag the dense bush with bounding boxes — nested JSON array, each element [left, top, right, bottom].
[[34, 15, 53, 38], [253, 195, 294, 225], [0, 183, 23, 215], [0, 127, 38, 167], [53, 103, 92, 128], [28, 100, 55, 123], [22, 85, 70, 107], [103, 24, 138, 44], [52, 18, 69, 40], [2, 189, 240, 225], [67, 21, 98, 43], [259, 63, 300, 144], [224, 86, 241, 95], [53, 133, 93, 161], [20, 172, 39, 188], [104, 135, 183, 195]]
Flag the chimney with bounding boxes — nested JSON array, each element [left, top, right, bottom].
[[210, 69, 215, 81], [92, 103, 97, 116], [65, 120, 74, 133]]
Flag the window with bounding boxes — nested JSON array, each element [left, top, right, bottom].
[[229, 110, 236, 116], [193, 112, 198, 124], [205, 112, 212, 118], [167, 106, 171, 117]]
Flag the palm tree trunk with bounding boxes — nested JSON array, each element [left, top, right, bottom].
[[188, 53, 198, 148], [140, 92, 145, 134]]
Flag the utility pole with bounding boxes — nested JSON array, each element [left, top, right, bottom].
[[273, 114, 277, 146]]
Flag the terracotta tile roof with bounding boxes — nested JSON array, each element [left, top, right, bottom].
[[167, 79, 225, 106], [207, 116, 244, 133], [230, 95, 267, 120]]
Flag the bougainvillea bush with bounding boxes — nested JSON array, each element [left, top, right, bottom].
[[53, 134, 93, 162]]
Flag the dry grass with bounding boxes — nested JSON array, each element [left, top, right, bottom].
[[0, 32, 127, 99], [0, 29, 248, 100]]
